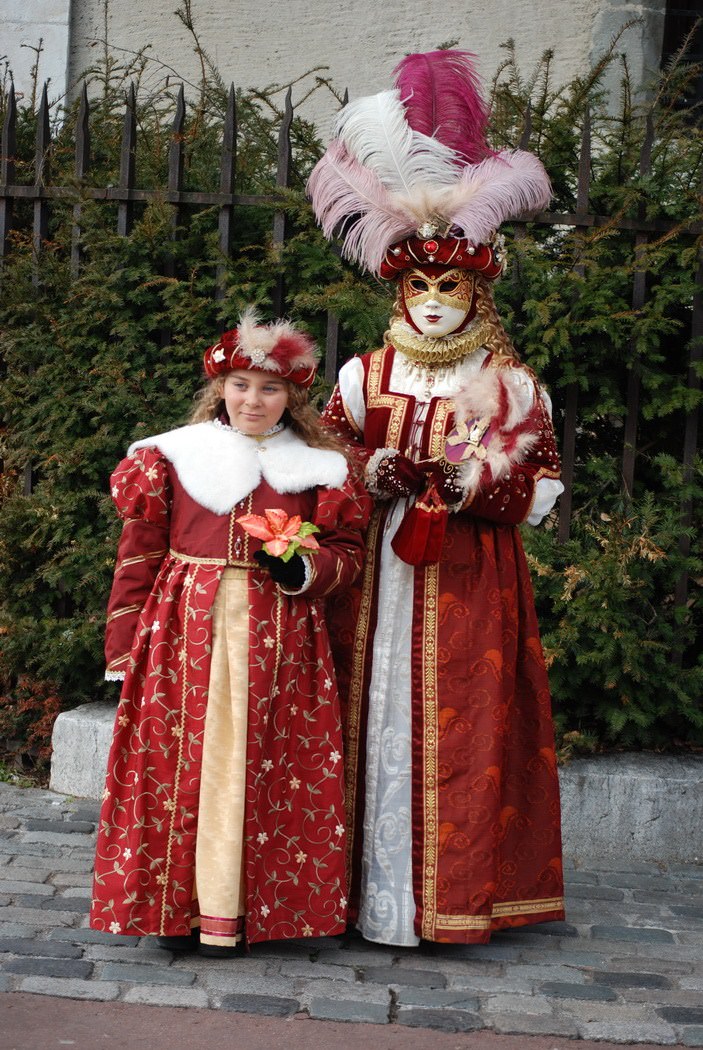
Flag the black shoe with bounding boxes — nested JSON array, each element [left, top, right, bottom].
[[155, 931, 199, 953], [198, 942, 241, 959]]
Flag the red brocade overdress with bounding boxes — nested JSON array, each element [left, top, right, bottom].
[[322, 344, 565, 945], [90, 422, 370, 944]]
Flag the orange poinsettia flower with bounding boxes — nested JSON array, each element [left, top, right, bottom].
[[238, 508, 320, 561]]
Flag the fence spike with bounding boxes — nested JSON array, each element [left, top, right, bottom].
[[272, 87, 293, 318], [75, 83, 90, 179], [71, 84, 91, 278], [217, 84, 237, 305], [117, 83, 137, 237], [168, 84, 186, 193], [0, 83, 17, 264], [518, 100, 532, 150]]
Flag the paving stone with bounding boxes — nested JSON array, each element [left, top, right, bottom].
[[447, 975, 533, 995], [681, 1026, 703, 1047], [18, 975, 120, 1000], [482, 993, 553, 1016], [100, 961, 196, 986], [57, 887, 94, 899], [294, 979, 393, 1006], [532, 948, 611, 968], [307, 998, 389, 1024], [519, 920, 578, 937], [566, 884, 627, 901], [488, 1013, 579, 1037], [278, 959, 356, 982], [0, 936, 84, 958], [70, 805, 101, 822], [83, 944, 177, 964], [7, 855, 92, 874], [23, 818, 96, 834], [0, 815, 20, 830], [15, 894, 90, 912], [506, 963, 588, 984], [680, 976, 703, 991], [50, 872, 93, 887], [0, 922, 41, 938], [123, 984, 211, 1008], [4, 842, 67, 858], [672, 905, 703, 920], [316, 947, 397, 968], [592, 969, 673, 989], [625, 989, 703, 1007], [590, 924, 675, 943], [395, 988, 480, 1009], [219, 992, 300, 1016], [600, 873, 676, 891], [2, 955, 93, 978], [539, 980, 618, 1001], [361, 965, 447, 988], [577, 1021, 678, 1043], [0, 906, 81, 926], [0, 879, 55, 896], [564, 870, 599, 885], [21, 831, 96, 849], [658, 1006, 703, 1024], [49, 926, 138, 945], [395, 1005, 483, 1032]]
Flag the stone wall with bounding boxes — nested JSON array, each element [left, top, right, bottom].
[[0, 0, 71, 104], [1, 0, 667, 130]]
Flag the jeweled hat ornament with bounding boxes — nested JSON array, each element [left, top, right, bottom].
[[203, 308, 319, 388], [307, 49, 551, 279]]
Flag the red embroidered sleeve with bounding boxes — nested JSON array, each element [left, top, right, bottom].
[[301, 475, 372, 599], [105, 448, 171, 677]]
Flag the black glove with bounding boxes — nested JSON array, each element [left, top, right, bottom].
[[253, 549, 306, 590]]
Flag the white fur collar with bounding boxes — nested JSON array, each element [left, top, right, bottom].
[[129, 422, 348, 515]]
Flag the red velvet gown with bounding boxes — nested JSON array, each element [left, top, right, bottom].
[[323, 345, 565, 945], [89, 421, 370, 944]]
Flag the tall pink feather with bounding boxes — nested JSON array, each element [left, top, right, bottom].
[[307, 140, 415, 273], [393, 50, 490, 165]]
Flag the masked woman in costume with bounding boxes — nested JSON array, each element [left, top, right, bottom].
[[90, 311, 370, 956], [308, 50, 565, 946]]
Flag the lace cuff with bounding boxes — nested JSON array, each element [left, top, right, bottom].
[[365, 448, 399, 498], [105, 670, 126, 682]]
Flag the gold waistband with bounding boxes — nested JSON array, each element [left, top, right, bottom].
[[169, 549, 257, 569]]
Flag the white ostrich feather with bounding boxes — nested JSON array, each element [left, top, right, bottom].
[[334, 89, 460, 197]]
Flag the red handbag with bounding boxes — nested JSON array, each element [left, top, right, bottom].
[[391, 480, 449, 566]]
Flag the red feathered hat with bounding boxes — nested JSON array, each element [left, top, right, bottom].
[[203, 308, 319, 388], [379, 233, 505, 280]]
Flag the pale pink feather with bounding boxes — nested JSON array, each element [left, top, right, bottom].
[[307, 139, 415, 273], [394, 50, 491, 164], [393, 150, 551, 244]]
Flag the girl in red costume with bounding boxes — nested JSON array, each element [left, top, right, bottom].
[[309, 51, 565, 946], [90, 310, 370, 956]]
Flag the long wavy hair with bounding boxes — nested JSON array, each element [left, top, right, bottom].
[[189, 373, 354, 461]]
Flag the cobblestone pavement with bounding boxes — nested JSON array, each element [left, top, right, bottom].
[[0, 782, 702, 1046]]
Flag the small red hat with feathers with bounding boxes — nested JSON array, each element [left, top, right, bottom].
[[203, 308, 319, 388]]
